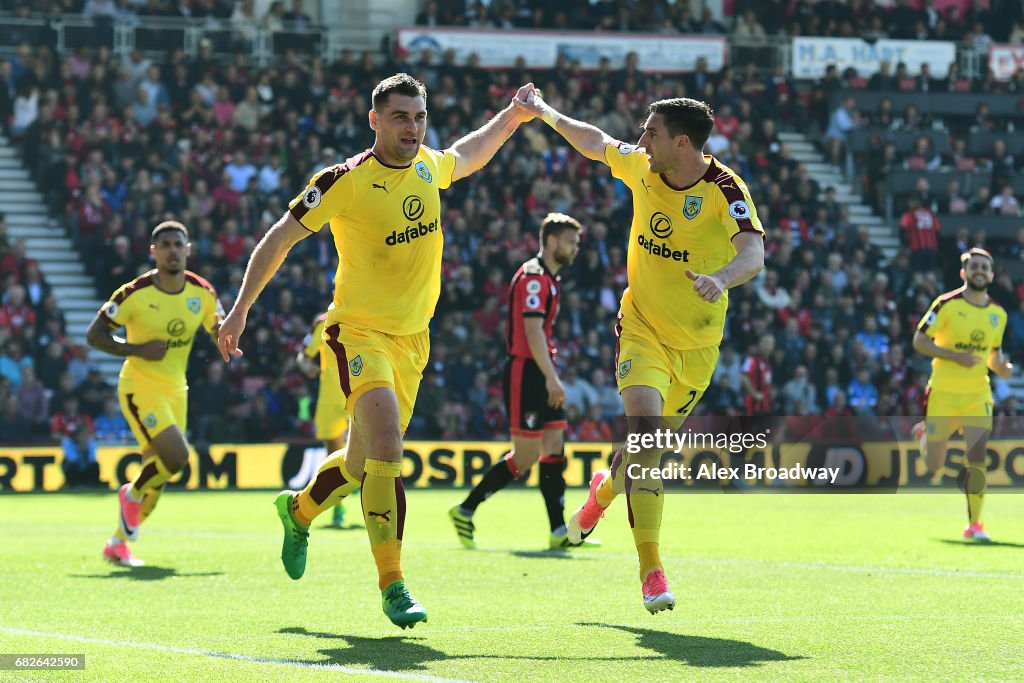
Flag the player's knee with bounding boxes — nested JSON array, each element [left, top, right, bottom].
[[511, 448, 539, 472], [161, 448, 188, 473], [366, 429, 403, 461]]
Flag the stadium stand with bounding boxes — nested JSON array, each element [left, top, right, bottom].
[[0, 0, 1021, 448]]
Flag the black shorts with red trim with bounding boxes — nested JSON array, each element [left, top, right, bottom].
[[503, 356, 567, 437]]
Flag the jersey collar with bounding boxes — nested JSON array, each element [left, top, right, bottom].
[[369, 149, 413, 170], [659, 155, 717, 192]]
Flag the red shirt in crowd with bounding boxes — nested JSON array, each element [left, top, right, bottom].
[[900, 208, 940, 250], [742, 353, 773, 415]]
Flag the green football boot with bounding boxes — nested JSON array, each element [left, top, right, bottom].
[[448, 505, 477, 549], [382, 580, 428, 629], [274, 491, 309, 580]]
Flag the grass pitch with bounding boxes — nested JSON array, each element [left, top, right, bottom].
[[1, 488, 1022, 681]]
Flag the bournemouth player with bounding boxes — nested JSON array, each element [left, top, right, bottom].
[[295, 308, 350, 527], [449, 212, 592, 550], [912, 248, 1011, 542], [86, 221, 223, 566], [516, 91, 765, 612], [217, 73, 536, 628]]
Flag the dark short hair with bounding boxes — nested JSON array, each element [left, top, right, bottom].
[[540, 212, 583, 245], [372, 73, 427, 111], [960, 247, 993, 268], [151, 220, 189, 243], [647, 98, 715, 150]]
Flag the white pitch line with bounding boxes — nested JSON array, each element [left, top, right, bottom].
[[0, 627, 476, 683]]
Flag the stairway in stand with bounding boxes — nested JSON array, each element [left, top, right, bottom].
[[777, 131, 899, 261], [0, 134, 122, 384]]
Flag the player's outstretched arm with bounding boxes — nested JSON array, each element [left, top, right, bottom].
[[218, 213, 311, 362], [86, 315, 166, 360], [685, 231, 765, 303], [448, 83, 536, 182], [989, 349, 1014, 379], [513, 86, 619, 163]]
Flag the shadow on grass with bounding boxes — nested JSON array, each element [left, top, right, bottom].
[[279, 624, 805, 671], [578, 623, 806, 668], [278, 627, 443, 672], [72, 567, 224, 581], [936, 538, 1024, 549], [509, 549, 593, 560]]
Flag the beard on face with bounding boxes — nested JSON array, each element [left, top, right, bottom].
[[965, 276, 989, 292], [554, 247, 576, 267]]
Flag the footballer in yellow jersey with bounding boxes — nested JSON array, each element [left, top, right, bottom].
[[86, 221, 222, 567], [517, 91, 765, 612], [295, 310, 351, 527], [218, 73, 538, 627], [913, 248, 1013, 542]]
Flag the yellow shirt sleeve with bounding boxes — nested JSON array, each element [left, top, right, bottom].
[[424, 147, 456, 190], [716, 177, 764, 239], [203, 288, 223, 335], [917, 297, 947, 337], [993, 309, 1007, 349], [289, 165, 355, 232], [100, 287, 132, 328], [603, 142, 645, 188]]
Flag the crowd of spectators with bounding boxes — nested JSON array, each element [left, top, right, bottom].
[[412, 0, 1024, 45], [0, 2, 1022, 453]]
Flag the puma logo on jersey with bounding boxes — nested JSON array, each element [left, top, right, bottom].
[[635, 487, 661, 496], [367, 509, 391, 523], [372, 181, 389, 193]]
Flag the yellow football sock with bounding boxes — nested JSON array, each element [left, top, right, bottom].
[[362, 458, 405, 590], [637, 542, 662, 581], [628, 477, 665, 579], [293, 448, 358, 526], [130, 455, 173, 498], [596, 474, 617, 508], [965, 464, 986, 524], [372, 541, 403, 590], [139, 485, 164, 525]]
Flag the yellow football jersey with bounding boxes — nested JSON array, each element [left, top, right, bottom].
[[605, 145, 764, 349], [303, 311, 328, 374], [99, 270, 222, 391], [917, 288, 1007, 394], [289, 146, 456, 336]]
